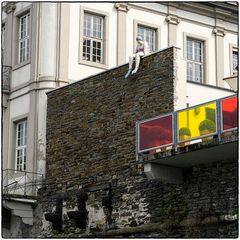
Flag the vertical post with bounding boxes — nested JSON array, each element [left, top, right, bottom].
[[6, 170, 9, 194], [24, 171, 27, 196], [136, 121, 139, 161], [41, 174, 44, 198], [217, 99, 222, 142], [174, 112, 178, 152], [33, 172, 36, 196]]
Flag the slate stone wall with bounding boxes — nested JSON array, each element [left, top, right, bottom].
[[46, 47, 175, 194], [36, 47, 238, 238]]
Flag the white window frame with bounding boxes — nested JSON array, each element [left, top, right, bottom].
[[186, 38, 204, 83], [18, 12, 30, 64], [229, 44, 238, 76], [83, 13, 104, 63], [15, 120, 27, 171], [79, 6, 109, 69], [184, 33, 209, 84], [134, 20, 161, 54], [137, 25, 156, 53]]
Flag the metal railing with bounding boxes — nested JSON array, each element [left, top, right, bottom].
[[2, 65, 11, 92], [136, 95, 238, 154], [2, 169, 45, 197]]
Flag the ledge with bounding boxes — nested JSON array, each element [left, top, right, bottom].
[[140, 132, 238, 168], [79, 214, 238, 237]]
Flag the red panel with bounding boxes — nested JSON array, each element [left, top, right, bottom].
[[222, 96, 238, 131], [139, 115, 173, 152]]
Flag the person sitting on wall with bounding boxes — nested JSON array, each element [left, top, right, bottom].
[[125, 36, 149, 79]]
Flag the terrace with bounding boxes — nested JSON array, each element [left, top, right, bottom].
[[137, 95, 238, 183]]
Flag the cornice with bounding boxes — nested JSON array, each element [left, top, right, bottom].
[[165, 15, 180, 25], [114, 3, 129, 13], [162, 2, 238, 24], [2, 2, 16, 14]]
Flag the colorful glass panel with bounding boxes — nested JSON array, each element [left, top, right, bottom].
[[139, 114, 173, 152], [178, 102, 217, 142], [221, 96, 238, 131]]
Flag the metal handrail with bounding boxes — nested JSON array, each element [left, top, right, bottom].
[[2, 65, 11, 92], [2, 169, 45, 197], [137, 94, 238, 154]]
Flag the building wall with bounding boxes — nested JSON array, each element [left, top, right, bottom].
[[45, 47, 175, 194], [68, 3, 118, 81], [34, 159, 238, 238], [2, 2, 237, 176], [33, 47, 238, 238], [42, 47, 175, 234], [1, 3, 237, 238], [186, 82, 235, 107]]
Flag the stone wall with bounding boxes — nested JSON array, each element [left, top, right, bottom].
[[34, 47, 238, 238]]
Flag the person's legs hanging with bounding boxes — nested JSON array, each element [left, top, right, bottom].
[[125, 54, 136, 79], [131, 52, 144, 75]]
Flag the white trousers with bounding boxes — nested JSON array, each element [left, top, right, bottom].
[[129, 52, 144, 70]]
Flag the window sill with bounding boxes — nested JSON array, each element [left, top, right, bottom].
[[13, 60, 31, 71], [79, 59, 108, 70]]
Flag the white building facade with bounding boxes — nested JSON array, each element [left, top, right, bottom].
[[1, 2, 238, 237]]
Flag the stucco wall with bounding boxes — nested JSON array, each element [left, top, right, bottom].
[[186, 82, 235, 107]]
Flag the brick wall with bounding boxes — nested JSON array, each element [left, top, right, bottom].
[[36, 47, 237, 238]]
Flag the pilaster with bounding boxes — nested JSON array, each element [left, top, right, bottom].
[[3, 3, 15, 66], [114, 3, 129, 65], [166, 5, 180, 47], [213, 26, 226, 87], [58, 3, 70, 85]]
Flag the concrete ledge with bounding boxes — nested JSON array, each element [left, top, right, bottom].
[[144, 163, 183, 183], [140, 132, 238, 168]]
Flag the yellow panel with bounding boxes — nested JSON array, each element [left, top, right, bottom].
[[178, 102, 217, 141]]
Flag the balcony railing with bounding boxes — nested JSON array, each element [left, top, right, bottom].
[[2, 169, 45, 198], [2, 65, 11, 92], [137, 95, 238, 154]]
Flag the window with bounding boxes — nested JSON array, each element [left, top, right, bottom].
[[232, 50, 238, 75], [187, 38, 204, 83], [83, 13, 104, 63], [2, 24, 5, 51], [137, 25, 156, 53], [15, 121, 27, 171], [18, 13, 30, 64]]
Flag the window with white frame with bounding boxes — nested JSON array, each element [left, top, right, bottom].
[[187, 38, 204, 83], [137, 25, 156, 53], [83, 13, 104, 63], [18, 12, 30, 63], [232, 50, 238, 75], [15, 121, 27, 171]]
